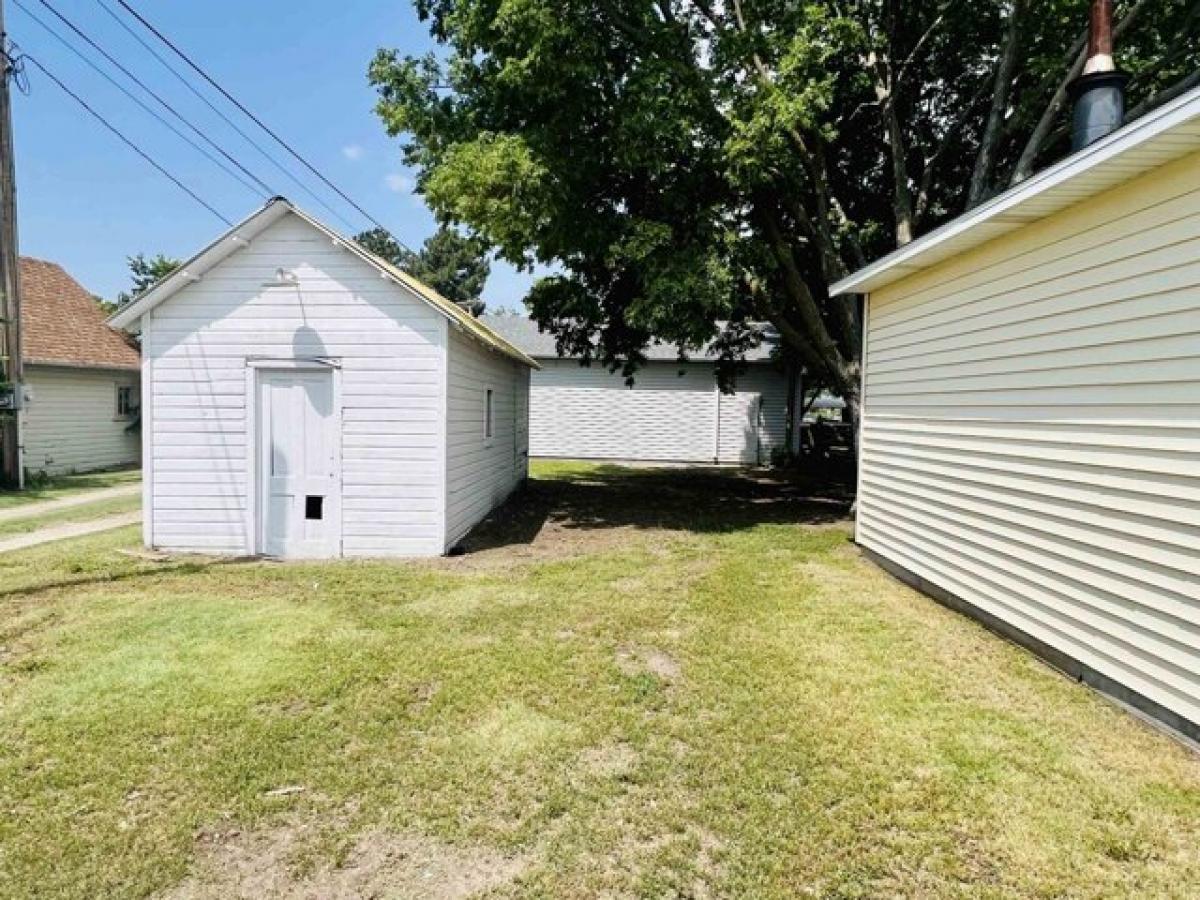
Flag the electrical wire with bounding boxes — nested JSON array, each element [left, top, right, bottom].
[[93, 0, 363, 232], [20, 52, 232, 225], [31, 0, 275, 198], [12, 0, 264, 198], [115, 0, 417, 256], [4, 37, 31, 94]]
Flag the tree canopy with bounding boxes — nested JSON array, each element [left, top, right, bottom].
[[370, 0, 1199, 401], [111, 253, 181, 311], [355, 224, 491, 316]]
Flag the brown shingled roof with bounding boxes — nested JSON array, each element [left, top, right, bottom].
[[18, 257, 139, 370]]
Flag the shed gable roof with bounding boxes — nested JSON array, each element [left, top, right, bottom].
[[479, 315, 781, 363], [20, 257, 140, 370], [831, 85, 1200, 297], [109, 199, 538, 369]]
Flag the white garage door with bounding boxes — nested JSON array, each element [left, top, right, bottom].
[[530, 360, 718, 461]]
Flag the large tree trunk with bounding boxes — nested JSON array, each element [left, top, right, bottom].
[[887, 103, 915, 246], [969, 0, 1026, 205], [754, 203, 860, 402]]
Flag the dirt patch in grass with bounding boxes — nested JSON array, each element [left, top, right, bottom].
[[580, 740, 639, 779], [409, 679, 441, 713], [436, 463, 854, 569], [162, 821, 529, 899], [616, 645, 682, 682], [255, 696, 316, 717], [437, 521, 649, 571]]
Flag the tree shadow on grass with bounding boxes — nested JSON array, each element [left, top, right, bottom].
[[456, 462, 855, 555], [0, 556, 256, 601]]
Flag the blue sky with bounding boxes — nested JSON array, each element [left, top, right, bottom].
[[10, 0, 540, 308]]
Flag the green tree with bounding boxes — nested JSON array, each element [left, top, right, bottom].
[[355, 225, 491, 316], [354, 227, 408, 266], [369, 0, 1197, 407], [115, 253, 181, 308]]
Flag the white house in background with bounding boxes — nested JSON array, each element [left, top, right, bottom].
[[18, 257, 140, 476], [110, 199, 538, 559], [480, 316, 802, 465], [832, 86, 1200, 742]]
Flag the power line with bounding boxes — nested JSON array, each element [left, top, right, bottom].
[[12, 0, 264, 198], [30, 0, 275, 198], [20, 52, 232, 225], [115, 0, 416, 255], [92, 0, 362, 232]]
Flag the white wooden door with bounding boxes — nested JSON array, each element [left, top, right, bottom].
[[258, 369, 340, 558]]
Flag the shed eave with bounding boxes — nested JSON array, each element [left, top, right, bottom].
[[107, 200, 291, 331], [830, 84, 1200, 297], [25, 358, 141, 373], [107, 198, 540, 370]]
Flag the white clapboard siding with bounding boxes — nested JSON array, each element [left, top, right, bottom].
[[716, 390, 761, 464], [21, 365, 140, 475], [529, 359, 791, 463], [717, 365, 795, 463], [858, 149, 1200, 729], [145, 212, 446, 557], [444, 327, 528, 547], [514, 367, 530, 484]]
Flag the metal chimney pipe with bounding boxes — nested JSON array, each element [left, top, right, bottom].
[[1084, 0, 1116, 74], [1069, 0, 1129, 150]]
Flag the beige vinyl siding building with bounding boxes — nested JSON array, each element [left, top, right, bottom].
[[481, 316, 800, 465], [111, 199, 536, 559], [832, 87, 1200, 741]]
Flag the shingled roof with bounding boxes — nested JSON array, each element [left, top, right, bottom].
[[478, 315, 781, 362], [19, 257, 139, 370]]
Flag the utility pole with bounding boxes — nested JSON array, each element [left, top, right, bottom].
[[0, 0, 24, 489]]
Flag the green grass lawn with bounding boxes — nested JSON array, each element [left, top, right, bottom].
[[0, 468, 140, 511], [1, 462, 1197, 898], [0, 492, 141, 539]]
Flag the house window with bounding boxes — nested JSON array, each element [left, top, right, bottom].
[[116, 385, 135, 419], [484, 389, 494, 442]]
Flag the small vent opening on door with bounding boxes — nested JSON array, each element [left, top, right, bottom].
[[305, 496, 324, 520]]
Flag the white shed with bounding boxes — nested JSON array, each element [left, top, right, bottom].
[[480, 316, 802, 464], [832, 87, 1200, 742], [110, 199, 538, 559]]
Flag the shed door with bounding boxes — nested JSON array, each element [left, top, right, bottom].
[[258, 370, 340, 558]]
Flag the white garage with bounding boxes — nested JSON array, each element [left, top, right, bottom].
[[481, 316, 801, 464], [110, 199, 537, 559], [833, 87, 1200, 742]]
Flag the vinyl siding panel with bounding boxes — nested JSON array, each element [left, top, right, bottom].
[[144, 212, 445, 556], [22, 365, 140, 475], [717, 365, 794, 464], [444, 328, 529, 548], [858, 149, 1200, 731], [529, 359, 792, 463]]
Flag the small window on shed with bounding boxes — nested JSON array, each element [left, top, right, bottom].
[[116, 385, 135, 419], [484, 389, 495, 442]]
